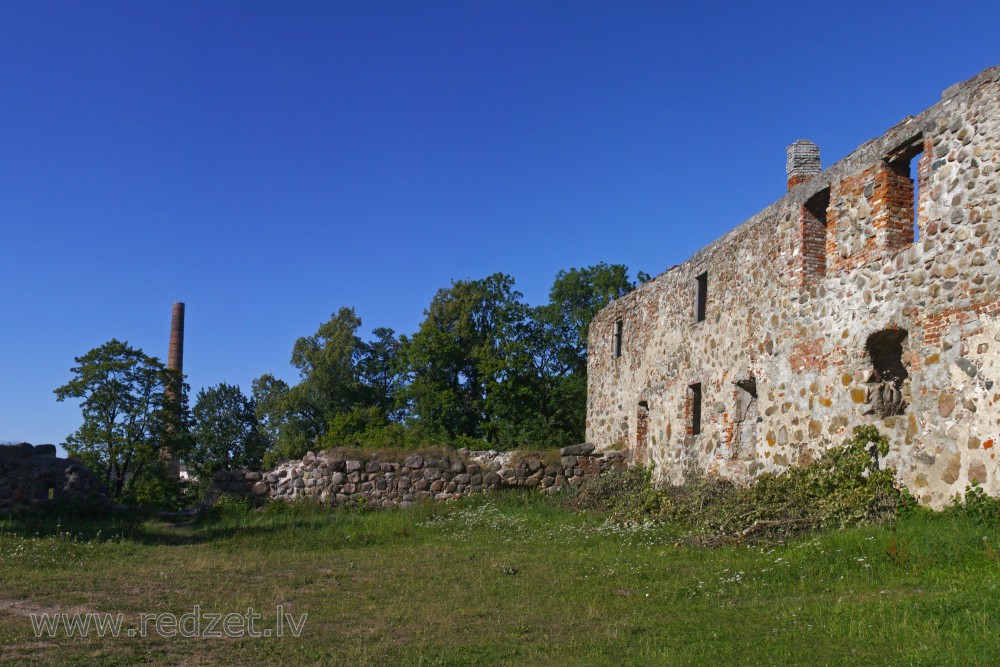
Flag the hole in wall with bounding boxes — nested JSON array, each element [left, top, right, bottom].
[[865, 329, 909, 418], [688, 383, 702, 435], [732, 378, 759, 460], [636, 401, 649, 454], [694, 273, 707, 323]]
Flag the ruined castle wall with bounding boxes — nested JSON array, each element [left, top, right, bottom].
[[205, 445, 626, 507], [0, 443, 109, 510], [587, 66, 1000, 507]]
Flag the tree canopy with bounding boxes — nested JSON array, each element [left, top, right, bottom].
[[53, 339, 188, 502], [252, 263, 640, 455], [189, 383, 270, 480]]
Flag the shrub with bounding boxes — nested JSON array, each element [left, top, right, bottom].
[[566, 426, 912, 542], [563, 466, 660, 523], [661, 426, 908, 540], [944, 483, 1000, 525]]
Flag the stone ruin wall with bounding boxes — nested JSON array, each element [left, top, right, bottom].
[[205, 444, 626, 507], [0, 443, 109, 511], [587, 65, 1000, 508]]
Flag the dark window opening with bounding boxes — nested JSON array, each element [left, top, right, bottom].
[[613, 319, 623, 358], [694, 272, 708, 322], [735, 376, 758, 399], [689, 383, 702, 435], [804, 188, 830, 223]]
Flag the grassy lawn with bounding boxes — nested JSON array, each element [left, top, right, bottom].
[[1, 493, 998, 666]]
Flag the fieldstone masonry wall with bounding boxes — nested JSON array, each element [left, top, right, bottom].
[[587, 65, 1000, 508], [205, 445, 625, 507], [0, 443, 108, 510]]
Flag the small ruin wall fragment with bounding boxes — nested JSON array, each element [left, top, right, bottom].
[[0, 443, 109, 510]]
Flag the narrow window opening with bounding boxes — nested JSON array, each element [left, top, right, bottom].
[[887, 136, 924, 246], [909, 150, 924, 242], [802, 188, 830, 285], [636, 401, 649, 453], [613, 319, 623, 358], [688, 383, 702, 436], [732, 377, 759, 460], [694, 272, 708, 322]]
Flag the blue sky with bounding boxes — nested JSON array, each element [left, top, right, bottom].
[[2, 1, 998, 449]]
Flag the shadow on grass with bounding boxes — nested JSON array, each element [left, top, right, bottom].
[[0, 495, 476, 549]]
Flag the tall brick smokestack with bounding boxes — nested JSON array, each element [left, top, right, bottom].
[[168, 302, 184, 375], [164, 302, 185, 480], [786, 139, 821, 191]]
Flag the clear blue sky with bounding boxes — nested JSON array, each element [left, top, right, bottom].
[[2, 1, 998, 449]]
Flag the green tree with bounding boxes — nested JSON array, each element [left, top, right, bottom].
[[53, 339, 187, 502], [253, 307, 371, 462], [525, 263, 638, 444], [251, 373, 293, 448], [189, 383, 270, 481], [357, 327, 407, 422], [537, 263, 636, 376], [289, 306, 366, 422], [404, 273, 530, 445]]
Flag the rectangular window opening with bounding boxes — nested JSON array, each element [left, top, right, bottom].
[[694, 272, 708, 323], [888, 136, 924, 245], [689, 383, 702, 436], [613, 319, 623, 358]]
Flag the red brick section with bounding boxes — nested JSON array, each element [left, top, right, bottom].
[[684, 387, 695, 437], [635, 404, 649, 462], [873, 162, 916, 253], [722, 396, 736, 449], [921, 299, 1000, 347], [787, 174, 813, 191], [798, 202, 828, 290], [828, 168, 876, 272], [826, 159, 919, 274], [788, 337, 832, 373]]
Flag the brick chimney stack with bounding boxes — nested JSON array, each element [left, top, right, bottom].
[[164, 302, 185, 479], [786, 139, 821, 191], [168, 302, 184, 374]]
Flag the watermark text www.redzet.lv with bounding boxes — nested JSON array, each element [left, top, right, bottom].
[[30, 605, 307, 639]]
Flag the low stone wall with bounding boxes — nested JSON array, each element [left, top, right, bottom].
[[205, 444, 625, 508], [0, 443, 109, 511]]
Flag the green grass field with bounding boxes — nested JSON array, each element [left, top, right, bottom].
[[1, 493, 998, 666]]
